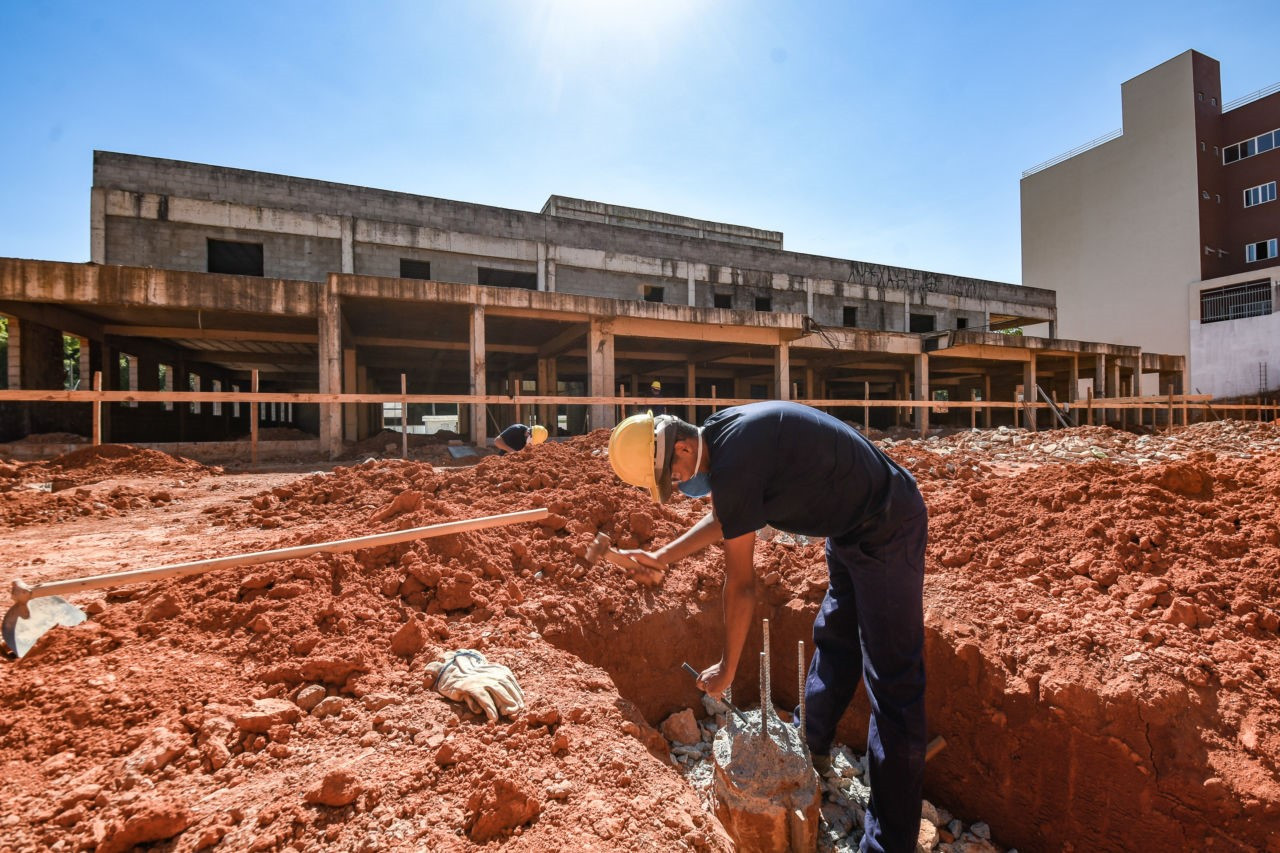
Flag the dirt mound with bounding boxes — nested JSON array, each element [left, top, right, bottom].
[[1, 424, 1278, 851], [48, 444, 217, 478], [0, 445, 220, 528]]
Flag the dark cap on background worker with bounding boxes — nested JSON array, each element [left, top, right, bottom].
[[494, 422, 547, 455]]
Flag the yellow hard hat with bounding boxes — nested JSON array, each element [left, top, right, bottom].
[[530, 424, 548, 445], [608, 412, 675, 503], [650, 380, 662, 391]]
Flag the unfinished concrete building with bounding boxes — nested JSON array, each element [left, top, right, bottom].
[[0, 152, 1187, 455]]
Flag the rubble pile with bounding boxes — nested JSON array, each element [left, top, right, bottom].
[[0, 421, 1277, 851]]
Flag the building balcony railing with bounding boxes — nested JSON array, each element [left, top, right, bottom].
[[1021, 128, 1123, 179]]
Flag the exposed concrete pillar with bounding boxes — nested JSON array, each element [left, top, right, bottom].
[[803, 366, 815, 404], [126, 356, 139, 408], [340, 217, 354, 274], [914, 353, 929, 435], [1093, 354, 1106, 425], [1069, 354, 1080, 405], [686, 362, 697, 422], [897, 370, 910, 427], [90, 187, 106, 264], [1023, 353, 1037, 429], [537, 243, 547, 292], [983, 374, 993, 428], [172, 360, 188, 441], [343, 348, 357, 440], [357, 365, 371, 440], [16, 318, 65, 436], [687, 262, 695, 307], [5, 317, 19, 390], [546, 252, 557, 293], [805, 277, 815, 317], [1107, 357, 1121, 426], [537, 357, 556, 435], [162, 362, 174, 413], [138, 356, 159, 423], [775, 342, 790, 401], [91, 340, 113, 441], [470, 305, 487, 445], [587, 318, 615, 431], [318, 279, 344, 459]]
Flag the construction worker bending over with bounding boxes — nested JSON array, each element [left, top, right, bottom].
[[494, 423, 547, 456], [607, 400, 928, 853]]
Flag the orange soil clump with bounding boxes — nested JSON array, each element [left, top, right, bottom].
[[1, 425, 1278, 851]]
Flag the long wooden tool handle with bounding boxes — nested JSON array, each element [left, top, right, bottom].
[[11, 507, 549, 604]]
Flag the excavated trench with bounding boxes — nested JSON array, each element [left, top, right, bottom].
[[1, 425, 1278, 852]]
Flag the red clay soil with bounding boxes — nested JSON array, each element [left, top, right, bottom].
[[1, 425, 1278, 852], [0, 446, 219, 528]]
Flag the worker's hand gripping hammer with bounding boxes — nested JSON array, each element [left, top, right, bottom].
[[583, 533, 665, 586]]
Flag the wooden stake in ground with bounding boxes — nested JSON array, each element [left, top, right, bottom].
[[251, 369, 260, 468], [401, 373, 409, 460]]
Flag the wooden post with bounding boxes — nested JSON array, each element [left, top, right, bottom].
[[711, 385, 718, 413], [618, 383, 626, 422], [970, 388, 977, 430], [92, 371, 102, 446], [251, 369, 260, 468], [1086, 387, 1094, 426], [1166, 387, 1174, 434], [401, 373, 409, 459]]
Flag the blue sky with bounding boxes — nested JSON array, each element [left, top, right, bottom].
[[1, 0, 1277, 284]]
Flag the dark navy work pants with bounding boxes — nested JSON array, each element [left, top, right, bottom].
[[802, 506, 928, 853]]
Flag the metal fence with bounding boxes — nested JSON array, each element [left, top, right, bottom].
[[1200, 280, 1274, 324]]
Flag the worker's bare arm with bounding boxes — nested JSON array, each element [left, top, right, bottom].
[[698, 530, 756, 697], [618, 510, 723, 573], [493, 436, 513, 454]]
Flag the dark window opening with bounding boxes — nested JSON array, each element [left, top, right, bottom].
[[956, 317, 968, 329], [842, 306, 858, 327], [477, 267, 537, 290], [750, 383, 768, 399], [400, 259, 432, 280], [713, 293, 732, 309], [909, 313, 936, 333], [208, 239, 263, 276], [643, 285, 665, 303], [754, 296, 772, 312]]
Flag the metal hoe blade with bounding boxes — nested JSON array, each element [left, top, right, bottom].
[[2, 596, 87, 658]]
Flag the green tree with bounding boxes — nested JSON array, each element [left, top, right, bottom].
[[63, 334, 81, 389]]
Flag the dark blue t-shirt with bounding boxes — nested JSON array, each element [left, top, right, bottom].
[[497, 423, 531, 454], [703, 401, 922, 541]]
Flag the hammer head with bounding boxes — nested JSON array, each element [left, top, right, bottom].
[[584, 532, 613, 565]]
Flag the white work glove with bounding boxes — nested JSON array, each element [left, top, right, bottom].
[[425, 649, 525, 722]]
